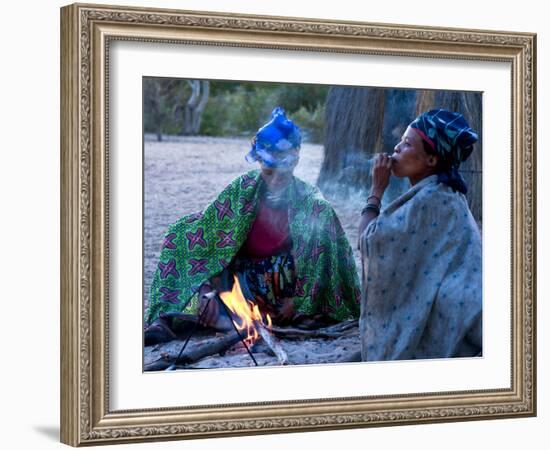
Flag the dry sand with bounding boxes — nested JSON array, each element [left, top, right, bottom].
[[144, 135, 363, 309]]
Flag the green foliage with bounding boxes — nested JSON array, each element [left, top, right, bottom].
[[201, 83, 278, 136], [143, 78, 328, 143], [291, 104, 326, 143], [274, 84, 329, 114]]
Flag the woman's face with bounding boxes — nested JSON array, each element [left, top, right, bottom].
[[391, 126, 438, 185], [259, 151, 298, 192]]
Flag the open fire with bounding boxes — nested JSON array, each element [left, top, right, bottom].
[[219, 275, 273, 347], [144, 275, 359, 370]]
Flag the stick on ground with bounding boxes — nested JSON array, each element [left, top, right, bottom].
[[257, 323, 289, 365]]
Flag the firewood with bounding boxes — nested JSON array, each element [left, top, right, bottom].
[[323, 319, 359, 333], [144, 331, 242, 371], [269, 321, 358, 339], [257, 322, 289, 365]]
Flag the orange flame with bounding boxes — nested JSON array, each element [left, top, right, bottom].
[[219, 275, 271, 347]]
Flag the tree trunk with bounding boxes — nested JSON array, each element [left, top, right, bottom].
[[192, 80, 210, 133], [415, 91, 483, 223], [144, 78, 165, 140], [318, 87, 416, 202], [317, 87, 384, 198], [182, 80, 210, 136]]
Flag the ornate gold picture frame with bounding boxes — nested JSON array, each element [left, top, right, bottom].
[[60, 3, 536, 446]]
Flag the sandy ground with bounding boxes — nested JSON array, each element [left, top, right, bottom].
[[144, 135, 363, 309], [144, 325, 360, 369]]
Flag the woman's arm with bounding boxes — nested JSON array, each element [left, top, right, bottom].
[[358, 154, 393, 244]]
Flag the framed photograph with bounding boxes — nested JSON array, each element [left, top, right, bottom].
[[60, 3, 536, 446]]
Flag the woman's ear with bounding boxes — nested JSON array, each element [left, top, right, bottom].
[[427, 155, 438, 168]]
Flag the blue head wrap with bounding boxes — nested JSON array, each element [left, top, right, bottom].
[[245, 107, 302, 169], [410, 109, 478, 194]]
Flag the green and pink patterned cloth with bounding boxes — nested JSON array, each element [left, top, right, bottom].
[[146, 169, 360, 324]]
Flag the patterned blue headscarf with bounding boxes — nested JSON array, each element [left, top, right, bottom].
[[410, 109, 478, 194], [245, 107, 302, 169]]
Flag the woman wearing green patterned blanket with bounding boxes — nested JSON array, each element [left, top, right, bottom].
[[145, 108, 360, 345]]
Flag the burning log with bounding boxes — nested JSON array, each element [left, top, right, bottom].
[[217, 275, 291, 365]]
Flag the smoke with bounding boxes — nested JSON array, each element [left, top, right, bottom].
[[317, 149, 409, 208]]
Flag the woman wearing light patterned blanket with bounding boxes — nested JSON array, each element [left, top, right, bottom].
[[359, 109, 482, 361]]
